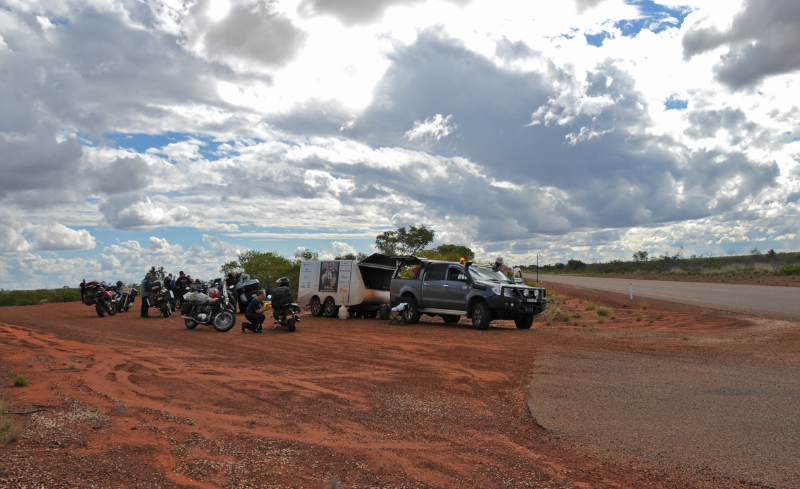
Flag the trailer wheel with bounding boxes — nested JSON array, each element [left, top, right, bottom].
[[362, 310, 377, 319], [323, 298, 339, 318], [310, 297, 324, 317]]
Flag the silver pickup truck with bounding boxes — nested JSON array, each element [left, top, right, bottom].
[[389, 257, 547, 330]]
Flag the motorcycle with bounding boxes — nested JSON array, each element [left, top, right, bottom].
[[115, 283, 137, 313], [82, 281, 117, 317], [147, 280, 173, 317], [181, 285, 236, 332], [268, 287, 299, 332], [238, 278, 260, 313]]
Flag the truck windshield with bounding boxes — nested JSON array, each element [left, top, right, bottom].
[[469, 265, 512, 283]]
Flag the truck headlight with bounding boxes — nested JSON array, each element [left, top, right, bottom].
[[491, 287, 515, 297]]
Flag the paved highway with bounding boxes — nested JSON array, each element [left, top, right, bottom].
[[524, 274, 800, 319]]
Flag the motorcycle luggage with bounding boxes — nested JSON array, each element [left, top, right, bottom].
[[241, 279, 259, 294], [146, 296, 155, 308], [270, 286, 292, 307], [82, 295, 94, 306]]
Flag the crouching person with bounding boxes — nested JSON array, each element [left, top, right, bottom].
[[243, 289, 267, 333]]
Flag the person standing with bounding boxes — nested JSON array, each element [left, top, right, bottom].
[[140, 272, 153, 318], [494, 257, 512, 276], [243, 290, 268, 333]]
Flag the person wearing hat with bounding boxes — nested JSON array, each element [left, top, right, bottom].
[[494, 257, 511, 275]]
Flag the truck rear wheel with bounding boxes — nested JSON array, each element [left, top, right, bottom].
[[310, 297, 324, 317], [515, 315, 534, 329], [401, 299, 421, 324], [323, 298, 339, 318], [471, 302, 491, 330]]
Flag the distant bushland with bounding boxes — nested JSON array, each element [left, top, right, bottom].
[[0, 288, 81, 307]]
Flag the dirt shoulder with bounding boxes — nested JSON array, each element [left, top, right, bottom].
[[0, 299, 792, 488]]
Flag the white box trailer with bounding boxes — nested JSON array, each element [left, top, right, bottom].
[[298, 253, 395, 318]]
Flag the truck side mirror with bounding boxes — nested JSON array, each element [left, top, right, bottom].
[[514, 277, 523, 284], [457, 274, 468, 281]]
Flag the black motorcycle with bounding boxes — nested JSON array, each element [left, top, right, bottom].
[[147, 280, 172, 317], [237, 278, 260, 313], [181, 285, 236, 332], [82, 281, 117, 317], [268, 287, 299, 332]]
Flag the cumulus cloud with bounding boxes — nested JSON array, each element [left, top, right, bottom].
[[405, 114, 456, 142], [0, 216, 95, 253], [99, 194, 189, 231], [185, 0, 308, 69], [682, 0, 800, 89], [297, 0, 471, 26]]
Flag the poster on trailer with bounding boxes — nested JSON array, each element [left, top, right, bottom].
[[318, 262, 339, 292]]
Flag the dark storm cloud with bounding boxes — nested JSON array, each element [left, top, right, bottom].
[[191, 0, 308, 67], [321, 31, 783, 237], [297, 0, 471, 26], [682, 0, 800, 89]]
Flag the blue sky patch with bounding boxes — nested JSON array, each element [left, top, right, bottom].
[[615, 1, 691, 38], [664, 95, 688, 111], [102, 132, 231, 161], [585, 32, 612, 47]]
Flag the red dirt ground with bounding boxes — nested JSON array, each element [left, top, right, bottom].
[[0, 289, 785, 488]]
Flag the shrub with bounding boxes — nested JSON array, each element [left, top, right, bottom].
[[12, 375, 28, 387], [640, 302, 648, 310], [634, 312, 643, 321], [777, 265, 800, 276], [585, 301, 597, 311], [596, 307, 610, 317]]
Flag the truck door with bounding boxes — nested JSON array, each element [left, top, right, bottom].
[[441, 265, 469, 311], [421, 263, 447, 309]]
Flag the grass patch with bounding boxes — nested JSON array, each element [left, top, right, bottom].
[[649, 319, 655, 323], [585, 301, 597, 311], [12, 375, 28, 387], [597, 317, 605, 324], [634, 312, 643, 321], [683, 336, 691, 341], [640, 302, 648, 310], [596, 307, 610, 317]]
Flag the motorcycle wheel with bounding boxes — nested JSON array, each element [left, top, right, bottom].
[[95, 302, 105, 317], [161, 304, 170, 317], [106, 302, 118, 316], [286, 318, 296, 332], [212, 310, 235, 332], [184, 318, 198, 329]]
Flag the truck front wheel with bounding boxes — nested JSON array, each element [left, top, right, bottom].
[[401, 299, 421, 324], [515, 315, 534, 329], [471, 302, 491, 330]]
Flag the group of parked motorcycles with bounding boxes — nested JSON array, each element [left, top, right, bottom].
[[81, 280, 138, 317], [82, 277, 300, 333]]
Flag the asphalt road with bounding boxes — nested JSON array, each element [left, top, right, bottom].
[[526, 274, 800, 318]]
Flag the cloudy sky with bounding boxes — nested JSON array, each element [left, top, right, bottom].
[[1, 0, 799, 288]]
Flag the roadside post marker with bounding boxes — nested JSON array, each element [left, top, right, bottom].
[[630, 283, 633, 300]]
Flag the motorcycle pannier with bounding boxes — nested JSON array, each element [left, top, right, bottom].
[[241, 279, 260, 294], [82, 295, 94, 306], [180, 301, 193, 315], [270, 286, 292, 307]]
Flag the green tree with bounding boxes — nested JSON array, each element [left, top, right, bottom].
[[148, 266, 166, 280], [375, 225, 435, 255], [294, 248, 319, 261], [222, 250, 300, 295], [334, 252, 368, 260], [567, 259, 586, 270], [632, 250, 649, 262], [416, 244, 475, 262]]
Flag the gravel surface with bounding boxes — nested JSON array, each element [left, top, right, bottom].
[[529, 342, 800, 488]]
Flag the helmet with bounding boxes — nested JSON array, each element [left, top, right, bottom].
[[116, 281, 123, 288], [277, 277, 290, 287], [208, 289, 220, 299]]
